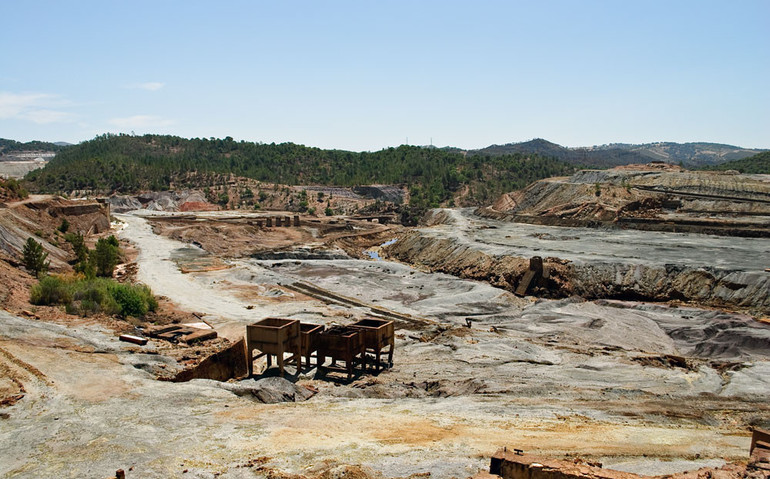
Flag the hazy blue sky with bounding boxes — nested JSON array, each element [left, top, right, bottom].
[[2, 1, 768, 150]]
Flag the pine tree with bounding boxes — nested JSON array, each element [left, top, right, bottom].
[[91, 236, 120, 277], [23, 237, 49, 277]]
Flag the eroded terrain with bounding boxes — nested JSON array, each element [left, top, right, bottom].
[[1, 206, 769, 478]]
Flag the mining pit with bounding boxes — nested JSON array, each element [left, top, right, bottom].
[[1, 203, 769, 478]]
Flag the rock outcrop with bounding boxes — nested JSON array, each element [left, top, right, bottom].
[[212, 377, 316, 403], [107, 190, 215, 213]]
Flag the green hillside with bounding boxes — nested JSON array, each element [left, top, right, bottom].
[[701, 151, 770, 174], [470, 139, 765, 168], [24, 134, 574, 209], [0, 138, 69, 155], [470, 138, 650, 168]]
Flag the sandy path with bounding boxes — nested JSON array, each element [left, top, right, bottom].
[[117, 213, 348, 342], [118, 213, 255, 321]]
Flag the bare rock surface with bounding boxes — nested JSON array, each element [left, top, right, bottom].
[[3, 211, 768, 478], [211, 376, 316, 403], [386, 208, 770, 313]]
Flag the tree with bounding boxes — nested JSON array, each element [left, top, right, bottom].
[[65, 232, 89, 264], [66, 232, 95, 278], [23, 237, 49, 277], [91, 236, 120, 277]]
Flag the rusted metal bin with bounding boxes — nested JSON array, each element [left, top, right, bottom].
[[350, 318, 394, 371], [317, 326, 365, 380], [246, 317, 301, 377], [299, 322, 325, 370]]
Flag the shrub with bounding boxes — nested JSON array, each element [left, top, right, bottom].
[[30, 275, 72, 305], [30, 275, 156, 318], [108, 282, 157, 318], [2, 178, 28, 199], [70, 280, 118, 315]]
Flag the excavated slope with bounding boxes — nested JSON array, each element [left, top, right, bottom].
[[483, 165, 770, 237], [384, 210, 770, 314], [0, 197, 110, 270]]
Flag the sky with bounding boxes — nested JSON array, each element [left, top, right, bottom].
[[1, 1, 768, 151]]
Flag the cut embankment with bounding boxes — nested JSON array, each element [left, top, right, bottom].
[[385, 229, 770, 314]]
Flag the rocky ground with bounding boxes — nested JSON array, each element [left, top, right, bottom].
[[387, 209, 770, 314], [1, 205, 769, 478]]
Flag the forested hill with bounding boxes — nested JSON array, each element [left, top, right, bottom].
[[700, 151, 770, 174], [0, 138, 69, 155], [470, 138, 649, 168], [23, 134, 574, 208], [469, 139, 765, 168]]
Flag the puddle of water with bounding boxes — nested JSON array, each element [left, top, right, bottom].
[[364, 238, 398, 261]]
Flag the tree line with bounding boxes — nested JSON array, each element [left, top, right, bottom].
[[0, 138, 67, 154], [700, 151, 770, 174], [24, 134, 574, 209]]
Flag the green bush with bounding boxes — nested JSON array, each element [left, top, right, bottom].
[[71, 280, 120, 316], [108, 282, 157, 317], [30, 275, 156, 318], [30, 275, 72, 305], [1, 178, 28, 199]]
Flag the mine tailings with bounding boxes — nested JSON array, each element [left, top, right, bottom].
[[384, 229, 770, 315]]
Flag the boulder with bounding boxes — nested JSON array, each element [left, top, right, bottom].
[[218, 377, 316, 403]]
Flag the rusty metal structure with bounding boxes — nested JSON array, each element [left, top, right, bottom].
[[317, 326, 366, 380], [299, 322, 324, 370], [246, 318, 301, 377], [350, 318, 394, 372], [751, 427, 770, 472], [244, 317, 395, 380]]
